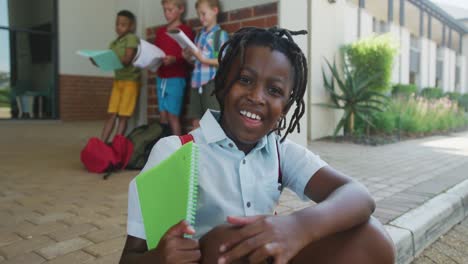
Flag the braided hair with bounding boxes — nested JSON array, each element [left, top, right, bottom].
[[214, 27, 308, 142]]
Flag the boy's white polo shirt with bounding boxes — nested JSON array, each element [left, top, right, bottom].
[[127, 110, 327, 239]]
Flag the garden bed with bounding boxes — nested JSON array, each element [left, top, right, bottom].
[[322, 126, 468, 146]]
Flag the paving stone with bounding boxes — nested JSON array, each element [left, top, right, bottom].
[[47, 223, 98, 242], [422, 246, 458, 264], [0, 232, 22, 248], [83, 236, 125, 257], [82, 225, 126, 244], [43, 250, 95, 264], [0, 252, 45, 264], [84, 252, 121, 264], [0, 235, 55, 259], [411, 256, 436, 264], [27, 213, 76, 225], [36, 237, 93, 260], [432, 241, 468, 263], [16, 222, 68, 239]]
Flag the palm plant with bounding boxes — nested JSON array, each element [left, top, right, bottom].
[[319, 57, 389, 136]]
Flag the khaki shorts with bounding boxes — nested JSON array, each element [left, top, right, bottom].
[[107, 80, 139, 117], [187, 81, 220, 119]]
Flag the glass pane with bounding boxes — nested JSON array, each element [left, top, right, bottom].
[[0, 29, 11, 118], [7, 0, 54, 30], [9, 31, 54, 119], [0, 0, 8, 27], [1, 0, 56, 119]]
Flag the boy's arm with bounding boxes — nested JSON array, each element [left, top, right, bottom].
[[171, 26, 196, 66], [120, 47, 137, 66], [296, 166, 375, 242], [212, 167, 376, 264], [191, 50, 219, 66], [190, 30, 228, 67]]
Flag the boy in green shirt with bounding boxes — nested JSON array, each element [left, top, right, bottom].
[[100, 10, 141, 143]]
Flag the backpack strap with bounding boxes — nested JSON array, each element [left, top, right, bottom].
[[179, 134, 194, 145], [276, 140, 283, 189], [194, 29, 225, 58], [213, 29, 222, 57]]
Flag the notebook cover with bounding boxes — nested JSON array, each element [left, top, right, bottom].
[[77, 49, 123, 71], [135, 141, 199, 249]]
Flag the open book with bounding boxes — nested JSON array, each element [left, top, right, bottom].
[[135, 141, 199, 249], [77, 50, 123, 71], [133, 39, 166, 72], [167, 29, 198, 52]]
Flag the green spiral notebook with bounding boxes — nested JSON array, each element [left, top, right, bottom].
[[135, 141, 199, 249]]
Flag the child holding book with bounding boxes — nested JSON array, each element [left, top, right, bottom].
[[184, 0, 229, 129], [154, 0, 194, 136], [100, 10, 141, 143], [120, 27, 395, 264]]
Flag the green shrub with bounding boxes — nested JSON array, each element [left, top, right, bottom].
[[392, 84, 417, 98], [420, 87, 443, 99], [445, 92, 461, 101], [458, 94, 468, 111], [344, 34, 398, 93], [0, 87, 11, 105], [372, 111, 396, 133], [320, 57, 389, 136]]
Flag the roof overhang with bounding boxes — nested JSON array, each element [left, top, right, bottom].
[[408, 0, 468, 35]]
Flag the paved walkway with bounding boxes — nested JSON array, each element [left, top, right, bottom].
[[0, 121, 467, 263]]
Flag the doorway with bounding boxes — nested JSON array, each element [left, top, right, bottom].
[[0, 0, 58, 119]]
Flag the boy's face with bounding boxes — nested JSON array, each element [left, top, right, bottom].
[[220, 45, 293, 150], [196, 2, 218, 29], [163, 2, 184, 24], [115, 15, 134, 37]]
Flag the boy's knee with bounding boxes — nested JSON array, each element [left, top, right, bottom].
[[292, 217, 395, 264], [362, 217, 396, 264]]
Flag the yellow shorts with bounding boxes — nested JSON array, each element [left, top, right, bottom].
[[107, 80, 139, 117]]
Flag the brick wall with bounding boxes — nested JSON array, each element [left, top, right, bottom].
[[59, 74, 113, 121], [145, 2, 278, 123]]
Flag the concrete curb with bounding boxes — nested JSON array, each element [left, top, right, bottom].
[[384, 179, 468, 264]]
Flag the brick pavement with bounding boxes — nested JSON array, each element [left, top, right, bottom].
[[412, 217, 468, 264], [0, 121, 467, 263]]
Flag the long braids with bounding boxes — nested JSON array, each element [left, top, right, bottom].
[[214, 27, 308, 142]]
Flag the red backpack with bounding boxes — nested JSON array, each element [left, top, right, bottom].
[[80, 134, 133, 179]]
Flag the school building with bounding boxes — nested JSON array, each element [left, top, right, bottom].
[[1, 0, 467, 145]]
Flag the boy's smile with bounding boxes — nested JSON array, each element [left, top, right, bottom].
[[220, 46, 293, 153]]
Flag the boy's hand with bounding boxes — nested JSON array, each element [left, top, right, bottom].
[[190, 49, 206, 64], [182, 48, 195, 62], [89, 58, 97, 67], [163, 55, 177, 66], [144, 220, 201, 264], [217, 215, 308, 264]]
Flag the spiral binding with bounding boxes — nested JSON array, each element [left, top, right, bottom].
[[185, 143, 199, 237]]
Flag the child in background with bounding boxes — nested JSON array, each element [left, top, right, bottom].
[[185, 0, 228, 129], [154, 0, 194, 136], [120, 27, 395, 264], [100, 10, 141, 143]]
